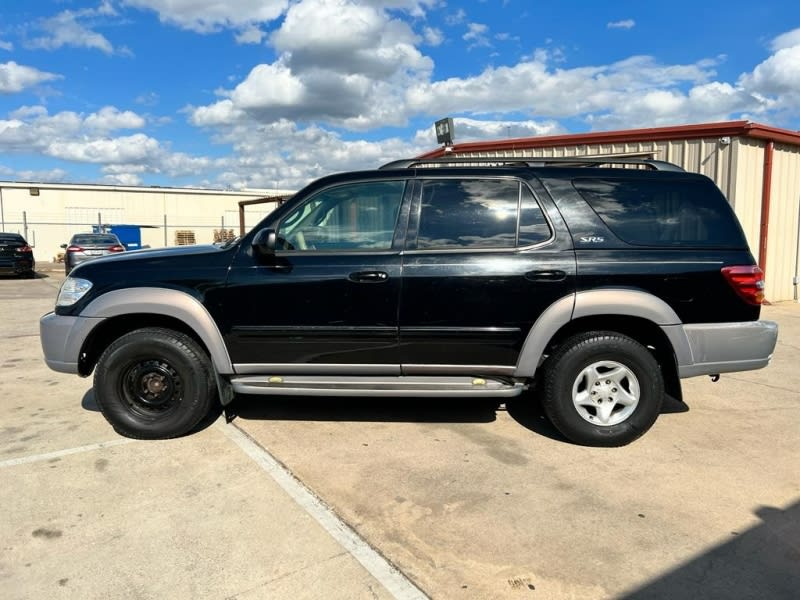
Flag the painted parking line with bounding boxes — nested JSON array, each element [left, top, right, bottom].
[[0, 438, 133, 468], [219, 422, 430, 600]]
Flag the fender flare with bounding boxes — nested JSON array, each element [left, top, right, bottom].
[[81, 287, 233, 374], [514, 289, 689, 377]]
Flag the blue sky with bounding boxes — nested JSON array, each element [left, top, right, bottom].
[[1, 0, 798, 189]]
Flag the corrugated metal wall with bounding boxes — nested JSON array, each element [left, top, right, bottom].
[[729, 138, 765, 260], [767, 144, 800, 302], [454, 135, 800, 302]]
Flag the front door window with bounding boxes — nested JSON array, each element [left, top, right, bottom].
[[278, 181, 405, 252]]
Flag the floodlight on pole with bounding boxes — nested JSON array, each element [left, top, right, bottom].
[[434, 117, 454, 149]]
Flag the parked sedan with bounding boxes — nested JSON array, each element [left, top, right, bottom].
[[64, 233, 125, 274], [0, 233, 35, 278]]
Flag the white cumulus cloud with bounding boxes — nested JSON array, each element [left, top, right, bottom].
[[123, 0, 288, 33], [25, 5, 118, 54], [608, 19, 635, 30], [84, 106, 147, 131], [0, 62, 61, 94]]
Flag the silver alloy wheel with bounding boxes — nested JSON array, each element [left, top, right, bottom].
[[571, 360, 640, 426]]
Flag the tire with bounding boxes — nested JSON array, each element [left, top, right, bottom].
[[541, 331, 664, 447], [93, 327, 217, 440]]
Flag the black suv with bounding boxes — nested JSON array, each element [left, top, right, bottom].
[[39, 157, 778, 446]]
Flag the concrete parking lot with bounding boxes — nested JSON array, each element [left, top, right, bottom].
[[2, 267, 798, 599]]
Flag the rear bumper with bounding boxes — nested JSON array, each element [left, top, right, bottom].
[[662, 320, 779, 378], [0, 258, 34, 274], [39, 312, 105, 374]]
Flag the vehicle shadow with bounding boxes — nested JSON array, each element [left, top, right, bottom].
[[81, 389, 100, 411], [0, 272, 46, 280], [506, 388, 689, 444], [228, 394, 500, 425], [81, 388, 222, 436], [621, 499, 800, 599], [82, 386, 689, 442]]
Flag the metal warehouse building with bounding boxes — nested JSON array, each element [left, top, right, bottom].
[[420, 121, 800, 303], [0, 182, 288, 264]]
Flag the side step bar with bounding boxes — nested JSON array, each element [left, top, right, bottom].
[[229, 375, 526, 398]]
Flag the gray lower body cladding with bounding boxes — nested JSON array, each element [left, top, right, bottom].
[[663, 320, 778, 378]]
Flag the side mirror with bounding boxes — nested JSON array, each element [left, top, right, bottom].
[[252, 228, 277, 256], [60, 243, 67, 249]]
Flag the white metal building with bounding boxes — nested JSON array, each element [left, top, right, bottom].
[[419, 121, 800, 302], [0, 181, 290, 264]]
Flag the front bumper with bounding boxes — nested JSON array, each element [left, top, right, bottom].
[[661, 320, 779, 378], [40, 312, 105, 374]]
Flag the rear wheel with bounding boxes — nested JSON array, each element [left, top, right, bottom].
[[94, 327, 217, 439], [542, 331, 664, 447]]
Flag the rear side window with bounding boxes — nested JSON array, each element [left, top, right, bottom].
[[573, 178, 747, 248], [414, 179, 550, 250]]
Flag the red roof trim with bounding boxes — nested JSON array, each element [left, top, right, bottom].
[[418, 121, 800, 158]]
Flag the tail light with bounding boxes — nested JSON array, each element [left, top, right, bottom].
[[66, 245, 83, 253], [108, 245, 125, 252], [16, 245, 32, 253], [721, 265, 765, 305]]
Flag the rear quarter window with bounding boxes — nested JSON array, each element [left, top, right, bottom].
[[573, 177, 748, 248]]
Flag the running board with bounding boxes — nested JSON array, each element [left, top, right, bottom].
[[229, 375, 526, 397]]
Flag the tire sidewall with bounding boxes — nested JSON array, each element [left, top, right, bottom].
[[544, 334, 663, 446], [94, 330, 212, 439]]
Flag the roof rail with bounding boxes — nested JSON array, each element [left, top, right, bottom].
[[379, 156, 685, 172]]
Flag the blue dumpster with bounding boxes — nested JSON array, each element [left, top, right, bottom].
[[93, 225, 142, 250]]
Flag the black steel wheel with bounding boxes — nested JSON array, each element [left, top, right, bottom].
[[541, 331, 664, 447], [94, 327, 217, 439]]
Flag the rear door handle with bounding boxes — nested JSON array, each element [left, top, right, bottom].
[[348, 271, 389, 283], [525, 269, 567, 282]]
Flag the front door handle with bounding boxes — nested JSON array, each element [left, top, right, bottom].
[[525, 269, 567, 282], [348, 271, 389, 283]]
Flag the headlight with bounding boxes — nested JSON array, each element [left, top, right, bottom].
[[57, 277, 93, 307]]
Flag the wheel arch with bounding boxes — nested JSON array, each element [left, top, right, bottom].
[[515, 289, 684, 401], [78, 288, 232, 377]]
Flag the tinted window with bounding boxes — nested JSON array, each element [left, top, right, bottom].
[[278, 181, 404, 251], [72, 235, 119, 245], [416, 179, 519, 249], [573, 178, 747, 247], [518, 185, 551, 246], [0, 234, 25, 244]]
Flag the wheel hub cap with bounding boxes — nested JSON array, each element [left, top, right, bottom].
[[571, 360, 640, 427], [123, 360, 182, 412]]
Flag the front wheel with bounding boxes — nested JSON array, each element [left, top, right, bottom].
[[541, 332, 664, 447], [94, 327, 217, 439]]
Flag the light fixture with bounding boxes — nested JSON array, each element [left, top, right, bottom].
[[434, 117, 454, 146]]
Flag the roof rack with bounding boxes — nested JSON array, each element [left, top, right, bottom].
[[379, 156, 685, 172]]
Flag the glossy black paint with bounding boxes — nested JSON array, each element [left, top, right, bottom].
[[55, 244, 237, 317], [62, 163, 762, 375], [399, 249, 576, 365], [574, 249, 760, 323], [221, 251, 402, 364]]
